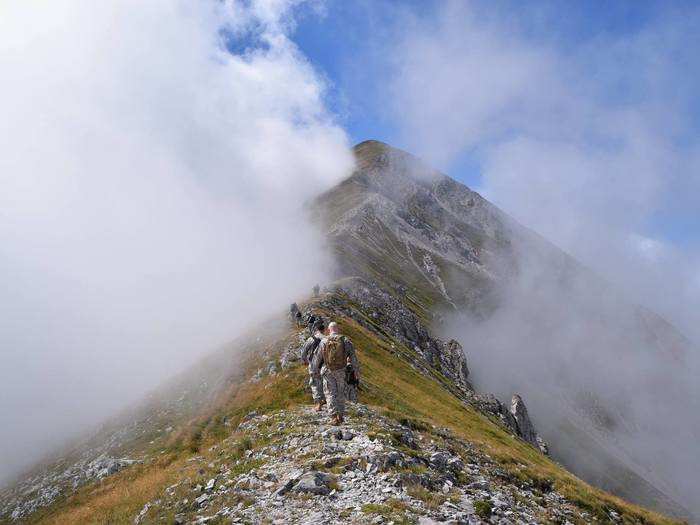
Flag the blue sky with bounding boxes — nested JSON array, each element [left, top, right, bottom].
[[1, 0, 696, 491], [270, 0, 700, 340], [292, 0, 694, 141], [0, 0, 697, 490], [287, 0, 700, 253]]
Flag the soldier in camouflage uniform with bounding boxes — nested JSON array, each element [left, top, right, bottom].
[[345, 355, 359, 402], [312, 322, 359, 424], [301, 319, 326, 410]]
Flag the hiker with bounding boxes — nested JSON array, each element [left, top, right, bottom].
[[289, 303, 302, 326], [289, 303, 301, 324], [301, 319, 327, 411], [312, 284, 320, 297], [311, 322, 359, 424], [305, 314, 318, 336], [345, 355, 359, 402]]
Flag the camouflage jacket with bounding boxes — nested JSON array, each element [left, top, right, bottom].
[[311, 335, 360, 378]]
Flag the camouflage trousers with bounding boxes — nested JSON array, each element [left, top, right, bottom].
[[322, 368, 347, 417], [346, 383, 358, 402], [308, 365, 325, 403]]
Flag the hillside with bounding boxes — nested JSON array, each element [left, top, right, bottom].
[[0, 140, 694, 524], [313, 141, 697, 520], [0, 281, 684, 524]]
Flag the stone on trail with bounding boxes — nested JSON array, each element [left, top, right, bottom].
[[291, 471, 333, 496], [195, 494, 209, 506]]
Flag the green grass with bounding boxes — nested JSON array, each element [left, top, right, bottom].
[[361, 499, 416, 525], [406, 485, 446, 510], [474, 498, 493, 519]]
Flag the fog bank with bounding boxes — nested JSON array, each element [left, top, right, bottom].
[[374, 0, 700, 514], [0, 0, 353, 482], [445, 239, 700, 513], [382, 1, 700, 344]]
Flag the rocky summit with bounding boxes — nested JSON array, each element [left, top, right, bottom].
[[0, 142, 693, 525]]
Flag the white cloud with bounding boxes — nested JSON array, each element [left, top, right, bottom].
[[629, 233, 666, 262], [384, 1, 700, 341], [0, 0, 353, 481], [375, 0, 700, 512]]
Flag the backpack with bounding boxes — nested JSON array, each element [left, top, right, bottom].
[[323, 335, 347, 371]]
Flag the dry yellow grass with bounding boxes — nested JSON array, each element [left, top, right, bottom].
[[18, 297, 684, 525], [33, 459, 184, 525]]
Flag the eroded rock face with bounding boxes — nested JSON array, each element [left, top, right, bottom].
[[293, 278, 549, 455], [511, 394, 537, 444], [443, 339, 470, 388], [511, 394, 549, 455], [319, 278, 473, 397]]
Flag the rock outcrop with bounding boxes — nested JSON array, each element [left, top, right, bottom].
[[510, 395, 548, 455], [291, 278, 548, 455]]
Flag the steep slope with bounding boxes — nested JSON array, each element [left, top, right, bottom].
[[0, 282, 683, 524], [314, 140, 693, 346], [312, 140, 697, 520], [1, 140, 694, 524]]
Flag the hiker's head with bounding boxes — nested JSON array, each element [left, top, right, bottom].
[[312, 319, 326, 334], [328, 322, 339, 335]]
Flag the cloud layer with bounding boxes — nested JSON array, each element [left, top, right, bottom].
[[0, 0, 352, 482], [375, 0, 700, 513], [385, 1, 700, 342]]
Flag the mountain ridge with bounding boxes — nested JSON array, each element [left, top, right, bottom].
[[314, 139, 696, 520], [0, 140, 695, 524]]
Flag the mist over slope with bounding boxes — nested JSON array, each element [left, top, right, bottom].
[[0, 139, 694, 524], [0, 0, 353, 485], [314, 140, 699, 518]]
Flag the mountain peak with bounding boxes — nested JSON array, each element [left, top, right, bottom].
[[352, 139, 431, 177], [352, 139, 394, 172], [2, 139, 694, 523], [353, 139, 389, 149]]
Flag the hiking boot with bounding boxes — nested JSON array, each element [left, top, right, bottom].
[[330, 414, 341, 425], [315, 402, 323, 412], [337, 415, 345, 424]]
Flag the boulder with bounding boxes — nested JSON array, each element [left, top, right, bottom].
[[429, 452, 450, 470], [292, 471, 333, 496]]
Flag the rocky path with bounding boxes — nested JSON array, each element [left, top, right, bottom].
[[134, 404, 611, 525]]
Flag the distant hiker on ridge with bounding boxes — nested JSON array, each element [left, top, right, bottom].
[[305, 314, 318, 336], [301, 318, 327, 411], [311, 321, 359, 425], [289, 303, 302, 326], [345, 354, 359, 402]]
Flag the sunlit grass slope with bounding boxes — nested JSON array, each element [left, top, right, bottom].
[[19, 292, 683, 525]]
